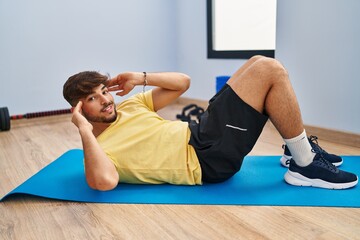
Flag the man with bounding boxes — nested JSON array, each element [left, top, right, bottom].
[[63, 55, 358, 191]]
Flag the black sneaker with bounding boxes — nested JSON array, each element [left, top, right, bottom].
[[284, 153, 358, 189], [280, 135, 343, 167]]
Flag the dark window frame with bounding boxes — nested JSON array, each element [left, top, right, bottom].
[[206, 0, 275, 59]]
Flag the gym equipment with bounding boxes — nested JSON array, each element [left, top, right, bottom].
[[2, 149, 360, 206], [216, 75, 230, 93], [0, 107, 72, 131], [176, 104, 204, 123]]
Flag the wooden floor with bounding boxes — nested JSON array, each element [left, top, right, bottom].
[[1, 102, 360, 240]]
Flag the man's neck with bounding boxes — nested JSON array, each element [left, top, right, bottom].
[[91, 122, 112, 137]]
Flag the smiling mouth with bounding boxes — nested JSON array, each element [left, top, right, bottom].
[[101, 103, 114, 113]]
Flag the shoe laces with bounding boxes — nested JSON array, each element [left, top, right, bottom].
[[285, 159, 291, 165], [311, 148, 338, 173], [309, 135, 328, 154]]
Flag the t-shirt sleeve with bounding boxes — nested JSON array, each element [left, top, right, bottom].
[[128, 89, 154, 111]]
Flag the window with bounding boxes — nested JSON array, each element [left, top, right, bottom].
[[207, 0, 277, 59]]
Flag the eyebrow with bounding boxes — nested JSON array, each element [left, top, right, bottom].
[[87, 85, 107, 97]]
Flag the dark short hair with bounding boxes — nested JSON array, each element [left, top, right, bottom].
[[63, 71, 109, 106]]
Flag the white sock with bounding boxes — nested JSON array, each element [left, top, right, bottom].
[[284, 130, 315, 167]]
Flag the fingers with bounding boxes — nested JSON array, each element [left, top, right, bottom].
[[106, 78, 117, 88], [108, 85, 122, 92], [73, 101, 83, 113], [115, 90, 128, 96], [71, 101, 85, 127], [106, 73, 134, 96], [107, 78, 123, 92], [107, 74, 123, 88], [107, 74, 127, 94]]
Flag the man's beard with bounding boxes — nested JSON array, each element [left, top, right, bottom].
[[83, 103, 118, 123], [84, 111, 118, 123]]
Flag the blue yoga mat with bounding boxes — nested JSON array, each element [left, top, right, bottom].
[[1, 149, 359, 207]]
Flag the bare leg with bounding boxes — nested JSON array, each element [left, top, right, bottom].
[[227, 56, 358, 189], [227, 55, 303, 139]]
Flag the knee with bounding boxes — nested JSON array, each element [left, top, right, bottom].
[[249, 55, 266, 62], [254, 57, 288, 80]]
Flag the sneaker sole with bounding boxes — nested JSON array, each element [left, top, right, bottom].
[[280, 155, 343, 168], [284, 170, 358, 189]]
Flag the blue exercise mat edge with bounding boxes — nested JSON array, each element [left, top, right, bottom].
[[1, 149, 359, 207]]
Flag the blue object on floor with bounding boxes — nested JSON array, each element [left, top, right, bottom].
[[216, 76, 230, 93], [1, 149, 360, 207]]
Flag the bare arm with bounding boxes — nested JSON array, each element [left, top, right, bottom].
[[72, 101, 119, 191], [107, 72, 190, 111]]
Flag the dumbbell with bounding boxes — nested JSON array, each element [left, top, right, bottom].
[[0, 107, 72, 131], [176, 104, 204, 123]]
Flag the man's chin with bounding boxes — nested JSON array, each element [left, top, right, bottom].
[[103, 112, 118, 123], [103, 114, 117, 123], [84, 111, 117, 124]]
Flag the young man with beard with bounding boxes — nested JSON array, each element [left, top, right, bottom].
[[63, 56, 358, 191]]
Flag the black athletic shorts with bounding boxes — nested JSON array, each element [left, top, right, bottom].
[[188, 84, 268, 183]]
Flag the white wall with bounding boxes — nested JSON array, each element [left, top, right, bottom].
[[276, 0, 360, 134], [1, 0, 359, 134], [0, 0, 177, 114], [176, 0, 245, 101]]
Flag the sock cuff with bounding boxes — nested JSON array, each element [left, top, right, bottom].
[[284, 129, 307, 143], [283, 129, 314, 166]]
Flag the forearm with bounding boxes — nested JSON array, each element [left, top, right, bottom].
[[147, 72, 190, 91], [78, 127, 119, 191], [108, 71, 191, 111], [126, 72, 190, 91]]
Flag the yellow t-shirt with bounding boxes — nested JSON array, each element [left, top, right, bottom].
[[96, 90, 202, 185]]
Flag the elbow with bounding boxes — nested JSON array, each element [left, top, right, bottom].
[[87, 174, 119, 191], [181, 74, 191, 91]]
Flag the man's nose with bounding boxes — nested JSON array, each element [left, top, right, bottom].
[[100, 95, 110, 104]]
